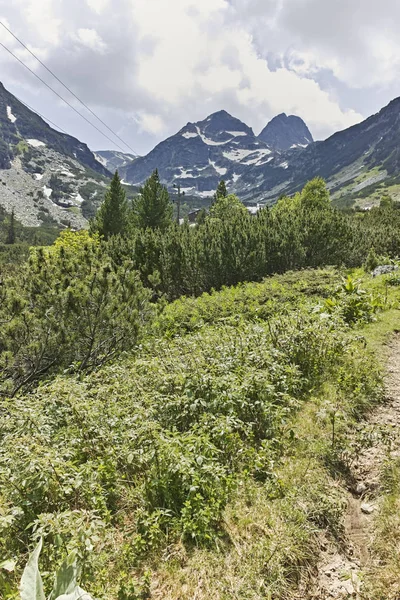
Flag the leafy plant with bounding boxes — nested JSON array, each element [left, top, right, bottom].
[[323, 275, 382, 324], [20, 539, 93, 600]]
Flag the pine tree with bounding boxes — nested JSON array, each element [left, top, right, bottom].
[[6, 208, 16, 245], [215, 180, 227, 200], [92, 171, 128, 239], [134, 169, 172, 231], [209, 193, 247, 220]]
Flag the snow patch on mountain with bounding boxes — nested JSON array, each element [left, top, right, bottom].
[[226, 131, 247, 137], [179, 168, 198, 178], [28, 139, 46, 148], [94, 152, 108, 167], [223, 148, 255, 162], [6, 106, 16, 123], [43, 185, 52, 198], [182, 131, 198, 139], [209, 159, 227, 176], [242, 149, 273, 166], [196, 126, 230, 146]]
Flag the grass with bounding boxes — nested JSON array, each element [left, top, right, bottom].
[[3, 267, 400, 599], [150, 462, 336, 600], [149, 271, 400, 599], [354, 275, 400, 599]]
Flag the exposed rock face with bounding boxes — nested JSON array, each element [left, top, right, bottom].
[[0, 81, 112, 226], [258, 113, 313, 151], [123, 97, 400, 205], [3, 74, 400, 220], [123, 110, 276, 199], [94, 150, 138, 173], [238, 96, 400, 203]]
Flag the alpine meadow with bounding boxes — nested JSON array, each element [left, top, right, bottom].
[[2, 2, 400, 598], [0, 165, 400, 599]]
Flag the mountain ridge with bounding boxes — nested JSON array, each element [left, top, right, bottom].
[[258, 113, 313, 151], [0, 81, 113, 227], [123, 110, 275, 197], [124, 97, 400, 207], [2, 78, 400, 221]]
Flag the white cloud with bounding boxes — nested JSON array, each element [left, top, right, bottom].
[[130, 1, 362, 139], [136, 111, 166, 135], [75, 28, 107, 53], [12, 0, 61, 45], [86, 0, 110, 14], [0, 0, 398, 152]]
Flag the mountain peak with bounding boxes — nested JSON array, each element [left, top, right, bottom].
[[258, 113, 313, 151], [199, 110, 253, 136], [208, 109, 231, 118]]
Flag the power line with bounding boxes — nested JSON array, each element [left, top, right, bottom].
[[0, 40, 131, 154], [13, 94, 71, 136], [0, 20, 138, 156]]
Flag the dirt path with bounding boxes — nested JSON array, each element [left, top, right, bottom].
[[305, 335, 400, 599]]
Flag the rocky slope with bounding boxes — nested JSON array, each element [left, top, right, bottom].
[[0, 82, 112, 227], [238, 96, 400, 204], [3, 75, 400, 219], [123, 98, 400, 206], [258, 113, 313, 151], [94, 150, 138, 173], [123, 110, 277, 198]]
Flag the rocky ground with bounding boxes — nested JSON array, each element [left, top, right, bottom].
[[0, 149, 108, 228]]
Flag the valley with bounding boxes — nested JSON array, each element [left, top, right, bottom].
[[2, 80, 400, 229]]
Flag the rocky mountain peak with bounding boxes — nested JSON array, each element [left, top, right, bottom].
[[201, 110, 254, 136], [124, 109, 273, 197], [258, 113, 313, 151]]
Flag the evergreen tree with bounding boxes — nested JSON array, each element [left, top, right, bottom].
[[380, 194, 394, 209], [195, 207, 207, 226], [92, 171, 128, 239], [134, 169, 172, 231], [209, 193, 247, 220], [215, 180, 227, 200], [6, 209, 16, 245], [300, 177, 330, 210]]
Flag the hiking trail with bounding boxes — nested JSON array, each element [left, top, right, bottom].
[[303, 334, 400, 599]]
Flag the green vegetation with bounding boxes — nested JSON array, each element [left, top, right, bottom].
[[17, 539, 94, 600], [91, 171, 129, 239], [132, 169, 173, 231], [0, 205, 60, 265], [0, 230, 152, 396], [0, 265, 386, 599], [2, 175, 400, 598]]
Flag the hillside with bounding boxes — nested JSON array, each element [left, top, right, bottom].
[[239, 96, 400, 206], [123, 109, 278, 198], [3, 77, 400, 217], [3, 259, 400, 599], [94, 149, 138, 172], [123, 97, 400, 207], [2, 175, 400, 598], [0, 82, 114, 227]]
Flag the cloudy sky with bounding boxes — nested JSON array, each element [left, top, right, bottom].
[[0, 0, 399, 155]]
